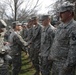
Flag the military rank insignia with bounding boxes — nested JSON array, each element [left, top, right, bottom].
[[72, 33, 76, 41]]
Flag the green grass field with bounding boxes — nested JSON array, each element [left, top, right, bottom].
[[19, 52, 36, 75]]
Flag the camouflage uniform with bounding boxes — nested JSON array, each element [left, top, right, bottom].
[[48, 2, 76, 75], [31, 24, 41, 75], [21, 19, 33, 58], [4, 28, 12, 42], [25, 27, 33, 55], [49, 19, 76, 75], [20, 26, 28, 41], [8, 28, 28, 75], [20, 27, 29, 53], [0, 37, 9, 75], [39, 24, 55, 75], [25, 27, 33, 43], [0, 20, 11, 75]]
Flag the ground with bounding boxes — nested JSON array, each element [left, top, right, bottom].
[[19, 52, 36, 75]]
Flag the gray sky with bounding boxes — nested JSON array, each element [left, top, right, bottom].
[[37, 0, 57, 14], [1, 0, 57, 15], [21, 0, 57, 14]]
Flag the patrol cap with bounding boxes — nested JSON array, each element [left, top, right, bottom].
[[0, 19, 7, 28], [59, 1, 74, 13], [17, 23, 22, 26], [21, 21, 27, 25], [27, 18, 32, 22], [31, 16, 38, 20], [23, 23, 27, 25], [40, 15, 50, 21], [12, 21, 22, 28], [12, 21, 22, 25], [12, 21, 19, 25]]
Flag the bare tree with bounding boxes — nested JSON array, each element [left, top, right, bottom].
[[2, 0, 24, 21], [0, 0, 40, 21], [0, 2, 6, 19], [17, 0, 41, 21]]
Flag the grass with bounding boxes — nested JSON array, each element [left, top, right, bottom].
[[19, 52, 36, 75]]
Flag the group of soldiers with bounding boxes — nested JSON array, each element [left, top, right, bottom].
[[0, 1, 76, 75]]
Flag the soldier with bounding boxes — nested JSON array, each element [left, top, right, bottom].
[[4, 26, 12, 42], [20, 22, 28, 40], [8, 21, 28, 75], [24, 18, 34, 55], [39, 15, 55, 75], [0, 19, 12, 75], [20, 23, 29, 54], [30, 16, 42, 75], [25, 18, 33, 43], [48, 1, 76, 75]]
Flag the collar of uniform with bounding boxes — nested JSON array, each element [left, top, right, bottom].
[[61, 19, 74, 29], [14, 30, 20, 35], [43, 25, 50, 32]]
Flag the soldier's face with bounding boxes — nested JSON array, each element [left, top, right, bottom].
[[60, 11, 72, 23], [16, 25, 22, 31], [28, 21, 33, 26], [42, 19, 46, 25], [33, 19, 38, 25], [42, 18, 50, 26], [27, 21, 33, 28]]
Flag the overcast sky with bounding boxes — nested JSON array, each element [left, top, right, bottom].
[[21, 0, 57, 14], [1, 0, 57, 15], [37, 0, 57, 14]]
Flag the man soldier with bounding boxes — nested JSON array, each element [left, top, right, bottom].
[[24, 18, 33, 43], [8, 21, 28, 75], [39, 15, 55, 75], [48, 1, 76, 75], [23, 18, 33, 55], [20, 23, 28, 41], [30, 16, 42, 75], [4, 26, 12, 42], [0, 19, 12, 75]]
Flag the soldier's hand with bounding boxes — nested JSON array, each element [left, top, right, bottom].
[[3, 42, 10, 46], [28, 45, 30, 48]]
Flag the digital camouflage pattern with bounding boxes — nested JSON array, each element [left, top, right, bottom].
[[40, 24, 55, 75], [48, 19, 76, 75], [8, 29, 28, 75]]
